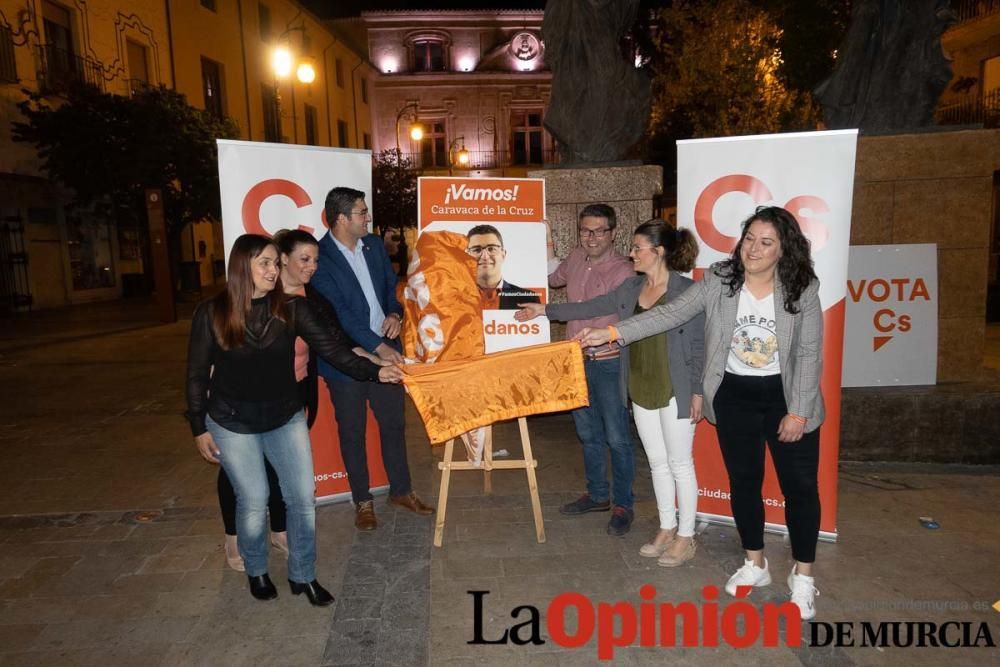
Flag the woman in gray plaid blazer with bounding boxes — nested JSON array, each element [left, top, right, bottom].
[[578, 206, 824, 620]]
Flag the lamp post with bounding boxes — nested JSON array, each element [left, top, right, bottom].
[[448, 136, 470, 175], [393, 103, 424, 228], [271, 26, 316, 144]]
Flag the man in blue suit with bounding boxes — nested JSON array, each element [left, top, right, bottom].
[[311, 187, 434, 531]]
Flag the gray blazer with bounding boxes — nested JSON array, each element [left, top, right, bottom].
[[615, 263, 825, 432], [547, 272, 706, 417]]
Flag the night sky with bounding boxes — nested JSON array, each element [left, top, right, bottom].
[[302, 0, 547, 19]]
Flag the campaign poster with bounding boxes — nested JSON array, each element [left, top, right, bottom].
[[416, 177, 549, 354]]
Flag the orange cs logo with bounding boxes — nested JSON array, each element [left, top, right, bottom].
[[241, 179, 329, 237], [693, 175, 830, 254]]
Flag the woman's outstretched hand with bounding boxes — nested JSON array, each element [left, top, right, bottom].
[[575, 327, 611, 348], [514, 303, 546, 321]]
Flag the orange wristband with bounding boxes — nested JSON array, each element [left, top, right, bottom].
[[787, 414, 807, 424], [607, 325, 619, 343]]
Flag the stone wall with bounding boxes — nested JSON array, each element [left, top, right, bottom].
[[852, 129, 1000, 382]]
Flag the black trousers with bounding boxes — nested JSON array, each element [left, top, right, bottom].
[[327, 378, 411, 504], [218, 462, 286, 536], [713, 372, 820, 563]]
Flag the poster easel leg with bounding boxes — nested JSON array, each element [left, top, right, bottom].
[[483, 425, 493, 495], [518, 417, 546, 544], [434, 437, 455, 548]]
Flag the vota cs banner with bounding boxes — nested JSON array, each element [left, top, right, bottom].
[[215, 139, 386, 504], [677, 129, 858, 540]]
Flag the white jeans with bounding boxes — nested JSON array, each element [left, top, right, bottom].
[[632, 398, 697, 536]]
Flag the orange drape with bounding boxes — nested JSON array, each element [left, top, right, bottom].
[[402, 230, 484, 363], [402, 341, 589, 444]]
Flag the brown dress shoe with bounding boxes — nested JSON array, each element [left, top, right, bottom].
[[387, 492, 435, 515], [355, 500, 377, 531]]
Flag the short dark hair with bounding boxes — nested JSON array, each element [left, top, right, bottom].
[[579, 203, 617, 230], [467, 224, 504, 247], [324, 187, 365, 228]]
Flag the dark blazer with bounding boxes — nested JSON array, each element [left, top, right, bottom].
[[311, 232, 403, 383], [546, 272, 705, 416], [497, 280, 541, 310], [616, 263, 824, 431]]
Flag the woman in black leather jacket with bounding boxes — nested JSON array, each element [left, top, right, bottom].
[[185, 234, 403, 605]]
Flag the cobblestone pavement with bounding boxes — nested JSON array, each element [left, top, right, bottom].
[[0, 309, 997, 666]]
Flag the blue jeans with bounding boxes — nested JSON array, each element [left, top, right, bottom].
[[206, 412, 317, 582], [571, 356, 634, 509]]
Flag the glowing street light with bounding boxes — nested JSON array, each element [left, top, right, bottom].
[[272, 46, 294, 78], [296, 60, 316, 84]]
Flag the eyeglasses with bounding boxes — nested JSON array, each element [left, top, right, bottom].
[[466, 244, 503, 257], [630, 245, 655, 253], [351, 209, 370, 218], [579, 227, 611, 239]]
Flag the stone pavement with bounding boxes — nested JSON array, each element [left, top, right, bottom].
[[0, 307, 997, 666]]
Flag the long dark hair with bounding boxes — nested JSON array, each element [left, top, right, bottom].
[[633, 218, 698, 272], [716, 206, 816, 314], [212, 234, 286, 350]]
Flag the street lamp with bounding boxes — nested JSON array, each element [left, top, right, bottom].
[[449, 136, 470, 174], [271, 26, 316, 144], [395, 102, 425, 157]]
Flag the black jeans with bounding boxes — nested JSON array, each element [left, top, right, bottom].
[[218, 462, 286, 536], [326, 378, 411, 504], [713, 372, 820, 563]]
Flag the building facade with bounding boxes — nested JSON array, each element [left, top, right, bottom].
[[937, 0, 1000, 319], [343, 9, 555, 178], [0, 0, 373, 312]]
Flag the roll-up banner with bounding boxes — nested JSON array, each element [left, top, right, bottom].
[[677, 129, 858, 540], [216, 140, 387, 504]]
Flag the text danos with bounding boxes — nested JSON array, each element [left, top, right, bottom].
[[485, 320, 540, 335]]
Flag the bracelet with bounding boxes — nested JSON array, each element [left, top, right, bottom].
[[545, 241, 554, 246], [787, 413, 807, 424], [607, 325, 619, 343]]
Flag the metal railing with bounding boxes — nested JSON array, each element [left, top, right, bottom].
[[399, 149, 560, 171], [952, 0, 1000, 23], [0, 25, 16, 83], [34, 43, 105, 94], [936, 87, 1000, 128]]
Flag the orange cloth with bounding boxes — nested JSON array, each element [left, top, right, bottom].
[[402, 231, 484, 362], [402, 341, 589, 444]]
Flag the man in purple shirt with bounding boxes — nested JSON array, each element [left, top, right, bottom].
[[546, 204, 637, 536]]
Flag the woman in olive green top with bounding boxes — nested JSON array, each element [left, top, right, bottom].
[[517, 219, 704, 566]]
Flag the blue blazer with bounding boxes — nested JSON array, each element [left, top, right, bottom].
[[311, 232, 403, 382]]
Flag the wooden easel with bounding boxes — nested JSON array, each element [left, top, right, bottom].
[[433, 418, 545, 547]]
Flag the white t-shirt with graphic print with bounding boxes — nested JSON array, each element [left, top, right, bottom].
[[726, 285, 781, 376]]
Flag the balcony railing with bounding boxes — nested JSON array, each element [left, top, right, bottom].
[[34, 44, 105, 94], [937, 87, 1000, 128], [398, 149, 561, 171], [952, 0, 1000, 23]]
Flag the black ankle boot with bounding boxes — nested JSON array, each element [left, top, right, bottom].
[[248, 574, 277, 601], [289, 579, 335, 606]]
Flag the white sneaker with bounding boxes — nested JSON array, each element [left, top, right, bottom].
[[788, 565, 819, 620], [725, 557, 772, 596]]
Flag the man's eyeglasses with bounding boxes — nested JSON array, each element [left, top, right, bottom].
[[351, 209, 370, 218], [580, 227, 611, 239], [466, 244, 503, 257]]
